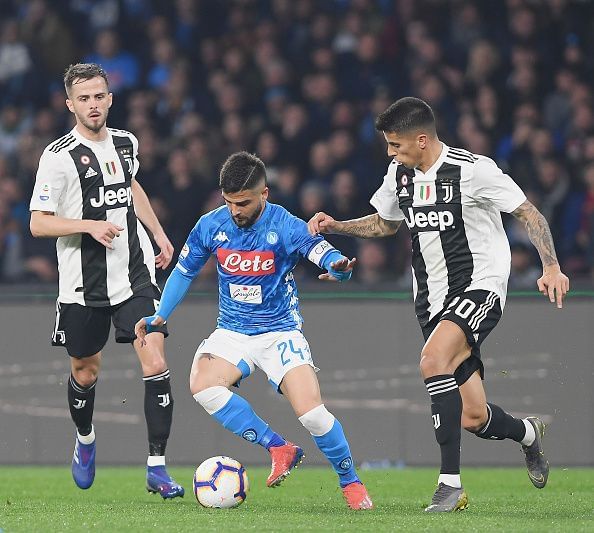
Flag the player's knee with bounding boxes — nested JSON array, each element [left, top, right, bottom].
[[419, 352, 449, 378], [192, 385, 232, 415], [140, 357, 167, 378], [71, 361, 99, 386], [298, 404, 335, 436], [462, 406, 488, 432]]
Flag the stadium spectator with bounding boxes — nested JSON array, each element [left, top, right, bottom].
[[0, 0, 592, 286]]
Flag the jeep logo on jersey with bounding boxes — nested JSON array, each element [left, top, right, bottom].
[[89, 185, 133, 209], [217, 248, 276, 275], [405, 206, 455, 232]]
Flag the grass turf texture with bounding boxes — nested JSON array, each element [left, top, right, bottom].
[[1, 467, 592, 532]]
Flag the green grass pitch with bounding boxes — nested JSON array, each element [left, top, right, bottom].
[[1, 466, 592, 532]]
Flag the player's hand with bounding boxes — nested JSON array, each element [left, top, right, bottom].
[[134, 314, 165, 346], [308, 212, 338, 235], [153, 231, 174, 269], [88, 221, 124, 249], [318, 257, 357, 282], [537, 265, 569, 309]]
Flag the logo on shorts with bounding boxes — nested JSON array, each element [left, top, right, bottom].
[[242, 429, 257, 442], [339, 457, 353, 470]]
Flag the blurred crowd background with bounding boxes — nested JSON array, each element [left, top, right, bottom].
[[1, 0, 594, 288]]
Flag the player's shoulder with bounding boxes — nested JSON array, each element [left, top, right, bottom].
[[443, 146, 480, 166], [194, 205, 229, 232], [108, 127, 138, 145], [107, 127, 135, 138], [45, 131, 77, 155], [267, 202, 294, 220]]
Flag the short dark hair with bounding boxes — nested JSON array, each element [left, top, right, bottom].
[[64, 63, 109, 96], [375, 97, 436, 136], [219, 151, 267, 193]]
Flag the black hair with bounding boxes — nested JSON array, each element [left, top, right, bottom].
[[219, 151, 267, 193], [64, 63, 109, 96], [375, 97, 437, 136]]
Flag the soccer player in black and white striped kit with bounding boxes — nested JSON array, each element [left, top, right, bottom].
[[308, 97, 570, 512], [29, 63, 184, 498]]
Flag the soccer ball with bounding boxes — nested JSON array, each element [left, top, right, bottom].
[[193, 456, 249, 508]]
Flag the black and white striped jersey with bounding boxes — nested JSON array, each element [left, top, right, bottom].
[[30, 127, 156, 307], [370, 143, 526, 326]]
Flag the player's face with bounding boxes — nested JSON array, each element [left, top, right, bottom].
[[383, 131, 426, 169], [66, 77, 112, 134], [222, 184, 269, 228]]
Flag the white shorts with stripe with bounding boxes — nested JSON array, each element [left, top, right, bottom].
[[194, 328, 318, 392]]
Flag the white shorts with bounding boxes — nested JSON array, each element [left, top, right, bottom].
[[195, 328, 317, 392]]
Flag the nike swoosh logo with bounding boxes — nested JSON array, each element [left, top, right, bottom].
[[529, 472, 545, 483]]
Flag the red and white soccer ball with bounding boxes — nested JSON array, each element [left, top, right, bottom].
[[193, 456, 249, 508]]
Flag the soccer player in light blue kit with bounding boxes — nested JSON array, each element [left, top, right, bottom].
[[135, 152, 373, 510]]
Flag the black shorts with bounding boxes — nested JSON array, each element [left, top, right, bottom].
[[421, 289, 502, 386], [51, 286, 169, 358]]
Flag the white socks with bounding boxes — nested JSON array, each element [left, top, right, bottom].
[[147, 455, 166, 467], [438, 473, 461, 488], [77, 426, 95, 445], [521, 419, 536, 446], [193, 386, 233, 415]]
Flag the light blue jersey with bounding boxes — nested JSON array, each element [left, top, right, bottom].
[[175, 203, 338, 334]]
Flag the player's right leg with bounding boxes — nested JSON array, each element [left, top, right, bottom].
[[190, 331, 290, 485], [280, 365, 373, 510], [52, 301, 111, 490], [420, 320, 470, 512]]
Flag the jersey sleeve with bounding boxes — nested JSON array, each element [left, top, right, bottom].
[[175, 219, 211, 277], [471, 157, 527, 213], [369, 162, 405, 221], [285, 214, 339, 266], [29, 149, 66, 212], [129, 132, 140, 178]]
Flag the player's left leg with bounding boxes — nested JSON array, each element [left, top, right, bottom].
[[460, 371, 549, 488], [281, 365, 373, 510], [113, 292, 183, 499]]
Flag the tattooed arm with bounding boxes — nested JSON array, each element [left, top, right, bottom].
[[308, 212, 402, 238], [511, 200, 570, 308]]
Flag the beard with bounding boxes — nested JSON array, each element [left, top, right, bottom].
[[79, 109, 108, 133], [233, 202, 263, 228]]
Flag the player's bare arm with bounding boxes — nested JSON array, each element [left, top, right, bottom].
[[308, 212, 401, 238], [30, 210, 123, 249], [511, 199, 570, 308], [130, 178, 174, 269]]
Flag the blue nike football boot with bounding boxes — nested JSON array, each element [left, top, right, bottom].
[[146, 465, 185, 499], [71, 433, 96, 489]]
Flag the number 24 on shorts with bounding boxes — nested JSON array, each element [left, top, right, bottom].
[[276, 339, 311, 366]]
